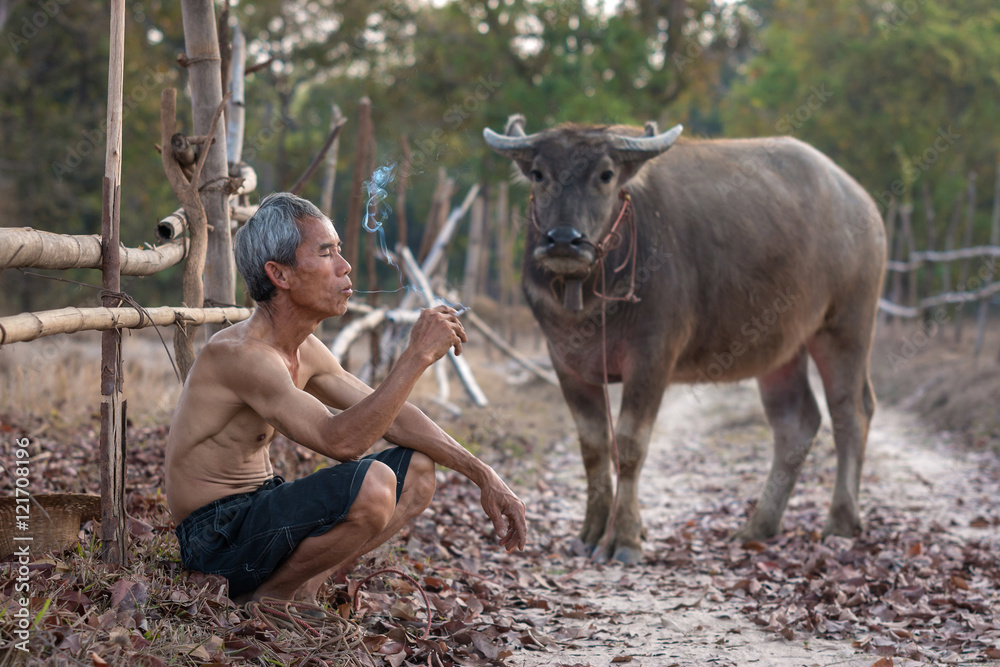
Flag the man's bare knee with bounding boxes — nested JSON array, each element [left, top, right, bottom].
[[348, 462, 397, 532]]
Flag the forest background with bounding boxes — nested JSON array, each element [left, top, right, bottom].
[[2, 0, 999, 313]]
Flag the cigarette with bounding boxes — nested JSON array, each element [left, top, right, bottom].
[[454, 305, 471, 317]]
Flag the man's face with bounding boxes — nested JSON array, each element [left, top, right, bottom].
[[285, 215, 353, 318]]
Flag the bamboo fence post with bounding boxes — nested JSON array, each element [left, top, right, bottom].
[[396, 135, 411, 251], [99, 0, 127, 566], [181, 0, 234, 336], [344, 97, 372, 274], [954, 171, 977, 344], [319, 104, 344, 217], [463, 194, 486, 304], [977, 161, 1000, 357]]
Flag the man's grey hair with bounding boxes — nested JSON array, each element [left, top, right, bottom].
[[234, 192, 326, 302]]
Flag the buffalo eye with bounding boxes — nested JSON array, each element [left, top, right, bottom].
[[529, 169, 545, 183], [599, 169, 614, 184]]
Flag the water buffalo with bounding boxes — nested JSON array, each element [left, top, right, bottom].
[[484, 115, 886, 563]]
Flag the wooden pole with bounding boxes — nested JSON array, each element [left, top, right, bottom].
[[319, 104, 345, 217], [977, 161, 1000, 357], [396, 135, 411, 252], [344, 97, 372, 273], [942, 189, 964, 295], [921, 183, 937, 308], [954, 171, 977, 344], [100, 0, 127, 566], [226, 23, 245, 166], [181, 0, 234, 331], [0, 228, 187, 275], [900, 203, 920, 319], [0, 306, 253, 344], [418, 168, 448, 263], [462, 194, 485, 304], [889, 205, 905, 334], [878, 200, 898, 329]]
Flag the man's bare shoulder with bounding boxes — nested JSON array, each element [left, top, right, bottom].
[[299, 333, 340, 369], [198, 322, 282, 374]]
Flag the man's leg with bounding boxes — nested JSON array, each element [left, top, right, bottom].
[[243, 461, 400, 602], [293, 451, 437, 603]]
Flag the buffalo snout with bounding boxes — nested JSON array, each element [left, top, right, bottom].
[[535, 225, 596, 275], [543, 226, 588, 256]]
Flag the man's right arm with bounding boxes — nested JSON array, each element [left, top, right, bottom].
[[212, 307, 465, 461]]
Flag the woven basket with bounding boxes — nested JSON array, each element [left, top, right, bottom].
[[0, 493, 101, 558]]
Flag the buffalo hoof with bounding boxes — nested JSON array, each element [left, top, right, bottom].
[[591, 543, 643, 565], [731, 522, 779, 544], [821, 516, 862, 538]]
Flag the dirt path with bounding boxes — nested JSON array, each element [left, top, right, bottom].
[[473, 370, 1000, 667]]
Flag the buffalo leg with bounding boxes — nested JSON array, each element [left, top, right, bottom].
[[555, 374, 614, 552], [736, 348, 821, 542], [601, 374, 669, 564], [808, 332, 876, 537]]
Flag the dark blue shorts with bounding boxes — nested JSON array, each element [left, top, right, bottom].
[[174, 447, 415, 598]]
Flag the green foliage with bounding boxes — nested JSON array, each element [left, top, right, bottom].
[[0, 0, 186, 310], [4, 0, 998, 314], [724, 0, 1000, 215]]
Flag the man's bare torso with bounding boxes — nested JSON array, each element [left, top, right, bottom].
[[165, 321, 324, 522]]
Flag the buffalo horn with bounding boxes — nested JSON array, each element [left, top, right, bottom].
[[483, 126, 539, 163], [608, 123, 684, 162]]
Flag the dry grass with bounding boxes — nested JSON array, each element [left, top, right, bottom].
[[0, 329, 187, 432]]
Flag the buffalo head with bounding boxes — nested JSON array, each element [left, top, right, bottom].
[[484, 115, 682, 283]]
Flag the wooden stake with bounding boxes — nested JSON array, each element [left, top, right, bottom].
[[396, 135, 411, 251], [462, 194, 485, 304], [344, 97, 372, 273], [954, 171, 977, 344], [100, 0, 127, 566], [319, 105, 345, 217], [977, 161, 1000, 358]]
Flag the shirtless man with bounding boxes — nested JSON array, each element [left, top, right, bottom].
[[165, 192, 527, 605]]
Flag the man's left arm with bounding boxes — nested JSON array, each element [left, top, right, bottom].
[[303, 336, 527, 552]]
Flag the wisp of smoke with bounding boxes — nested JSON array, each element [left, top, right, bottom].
[[355, 161, 468, 312]]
